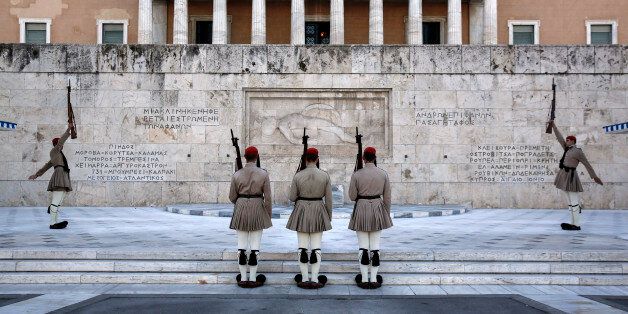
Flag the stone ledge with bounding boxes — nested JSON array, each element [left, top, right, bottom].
[[1, 44, 625, 75]]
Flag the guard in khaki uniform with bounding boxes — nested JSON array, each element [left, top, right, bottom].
[[549, 121, 603, 231], [28, 124, 74, 229], [229, 146, 272, 287], [349, 147, 392, 289], [286, 147, 333, 288]]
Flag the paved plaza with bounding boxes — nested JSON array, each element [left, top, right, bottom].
[[0, 207, 625, 252]]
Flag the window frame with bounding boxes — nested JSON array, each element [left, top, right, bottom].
[[97, 19, 129, 44], [586, 20, 617, 45], [508, 20, 540, 45], [19, 18, 52, 44]]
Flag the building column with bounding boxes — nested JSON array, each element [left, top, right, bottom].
[[173, 0, 188, 44], [483, 0, 497, 44], [447, 0, 462, 44], [138, 0, 153, 44], [469, 0, 484, 44], [291, 0, 305, 44], [369, 0, 383, 45], [251, 0, 266, 44], [407, 0, 422, 44], [212, 0, 228, 44], [330, 0, 344, 44]]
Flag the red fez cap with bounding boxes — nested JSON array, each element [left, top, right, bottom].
[[566, 135, 576, 142], [52, 138, 60, 146], [306, 147, 318, 156], [364, 147, 376, 155], [244, 146, 258, 157]]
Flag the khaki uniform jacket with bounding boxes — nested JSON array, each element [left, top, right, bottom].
[[552, 124, 598, 192], [348, 163, 393, 231], [228, 162, 273, 231], [35, 128, 72, 192], [285, 164, 333, 232]]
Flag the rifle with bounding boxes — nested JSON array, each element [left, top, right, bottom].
[[230, 129, 243, 171], [354, 127, 363, 172], [545, 78, 556, 134], [296, 128, 309, 173], [67, 81, 77, 139]]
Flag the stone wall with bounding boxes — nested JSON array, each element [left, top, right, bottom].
[[0, 44, 626, 208]]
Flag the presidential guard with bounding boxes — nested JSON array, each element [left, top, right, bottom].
[[549, 121, 603, 231], [286, 147, 333, 289], [28, 123, 74, 229], [349, 146, 392, 289], [229, 146, 272, 288]]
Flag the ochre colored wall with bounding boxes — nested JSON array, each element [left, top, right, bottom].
[[1, 0, 626, 45], [498, 0, 628, 44]]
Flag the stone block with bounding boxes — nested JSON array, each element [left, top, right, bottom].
[[540, 46, 568, 74], [0, 44, 12, 72], [180, 45, 207, 73], [594, 45, 624, 74], [12, 250, 98, 259], [38, 45, 67, 72], [400, 164, 429, 182], [550, 263, 623, 274], [382, 46, 410, 73], [514, 46, 541, 74], [98, 45, 128, 73], [463, 262, 550, 274], [66, 45, 98, 73], [151, 45, 181, 73], [295, 46, 351, 73], [490, 46, 516, 74], [162, 181, 191, 204], [267, 45, 297, 73], [11, 44, 41, 72], [105, 182, 134, 206], [429, 164, 457, 182], [462, 46, 491, 73], [0, 273, 82, 284], [242, 46, 268, 74], [207, 45, 243, 73], [127, 45, 155, 73], [351, 45, 382, 73], [16, 261, 114, 272], [567, 46, 595, 73], [114, 261, 199, 272]]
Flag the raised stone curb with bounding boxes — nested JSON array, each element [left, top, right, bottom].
[[164, 204, 472, 219]]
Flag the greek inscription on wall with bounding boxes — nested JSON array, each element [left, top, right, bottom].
[[467, 145, 557, 183], [136, 108, 219, 130], [71, 144, 176, 181], [415, 108, 495, 126]]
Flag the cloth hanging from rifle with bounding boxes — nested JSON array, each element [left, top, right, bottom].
[[54, 151, 70, 173]]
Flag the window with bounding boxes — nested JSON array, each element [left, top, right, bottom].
[[586, 20, 617, 45], [190, 16, 231, 44], [97, 20, 128, 44], [19, 18, 51, 44], [508, 20, 540, 45], [423, 21, 443, 44], [305, 22, 330, 44]]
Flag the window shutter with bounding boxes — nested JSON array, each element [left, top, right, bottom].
[[103, 23, 124, 44], [25, 23, 47, 44]]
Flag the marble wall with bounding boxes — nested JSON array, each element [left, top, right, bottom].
[[0, 44, 626, 208]]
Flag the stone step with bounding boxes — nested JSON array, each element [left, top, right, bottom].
[[3, 250, 627, 262], [1, 260, 626, 275], [0, 272, 625, 285]]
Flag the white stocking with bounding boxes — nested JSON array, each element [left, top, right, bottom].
[[357, 231, 370, 282], [49, 191, 66, 225], [565, 191, 581, 226], [369, 231, 382, 282], [236, 231, 249, 281], [248, 230, 263, 280], [297, 232, 310, 282], [309, 232, 323, 283]]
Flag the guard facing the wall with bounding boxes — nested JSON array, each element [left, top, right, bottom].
[[287, 147, 333, 289], [549, 121, 603, 231], [229, 146, 272, 288], [28, 123, 74, 230], [349, 146, 393, 289]]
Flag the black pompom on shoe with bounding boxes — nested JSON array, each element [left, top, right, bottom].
[[317, 275, 328, 285], [294, 274, 303, 283], [236, 274, 242, 282], [256, 274, 266, 284], [376, 275, 383, 284]]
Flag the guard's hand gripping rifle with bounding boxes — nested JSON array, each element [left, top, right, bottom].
[[545, 78, 556, 134], [354, 127, 363, 172], [230, 129, 243, 171], [67, 81, 77, 139], [296, 128, 318, 173]]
